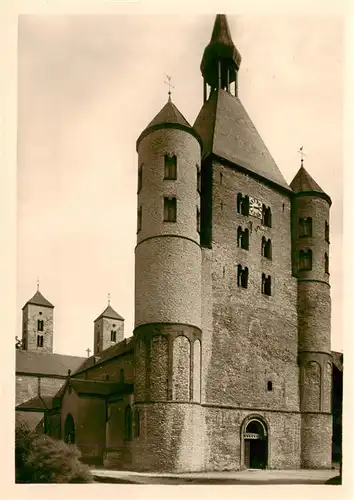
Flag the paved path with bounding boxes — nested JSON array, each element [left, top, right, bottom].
[[91, 468, 339, 485]]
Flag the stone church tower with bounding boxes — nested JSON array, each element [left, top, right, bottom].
[[94, 301, 124, 355], [131, 14, 333, 471], [21, 287, 54, 353], [290, 164, 332, 468]]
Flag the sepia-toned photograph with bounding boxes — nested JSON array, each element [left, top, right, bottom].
[[14, 12, 343, 485]]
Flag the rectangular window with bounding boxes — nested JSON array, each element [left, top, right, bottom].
[[299, 249, 312, 271], [37, 335, 44, 347], [137, 206, 142, 233], [111, 330, 116, 342], [325, 221, 330, 243], [164, 154, 177, 180], [197, 165, 201, 193], [37, 319, 44, 331], [164, 197, 177, 222], [138, 164, 143, 193], [299, 217, 312, 238], [197, 206, 200, 233]]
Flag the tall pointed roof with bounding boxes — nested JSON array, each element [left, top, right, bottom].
[[94, 304, 124, 323], [201, 15, 242, 88], [290, 165, 331, 204], [136, 98, 201, 150], [193, 89, 290, 190], [23, 290, 54, 309]]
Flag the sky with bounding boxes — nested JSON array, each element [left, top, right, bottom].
[[17, 14, 344, 356]]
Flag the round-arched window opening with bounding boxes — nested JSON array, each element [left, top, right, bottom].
[[64, 413, 76, 445]]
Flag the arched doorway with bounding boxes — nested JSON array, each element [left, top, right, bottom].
[[243, 418, 268, 469], [64, 413, 76, 445]]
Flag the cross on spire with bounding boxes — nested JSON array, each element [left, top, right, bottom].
[[86, 348, 91, 357], [37, 276, 40, 291], [107, 293, 111, 306], [164, 74, 175, 101], [298, 146, 307, 166]]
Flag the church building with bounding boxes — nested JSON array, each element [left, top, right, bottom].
[[16, 14, 342, 472]]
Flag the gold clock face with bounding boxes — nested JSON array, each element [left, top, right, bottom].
[[249, 196, 262, 219]]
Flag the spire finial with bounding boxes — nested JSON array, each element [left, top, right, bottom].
[[37, 276, 40, 291], [164, 74, 175, 101], [108, 292, 111, 306], [298, 146, 307, 167]]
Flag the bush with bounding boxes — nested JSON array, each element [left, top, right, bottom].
[[15, 423, 93, 483]]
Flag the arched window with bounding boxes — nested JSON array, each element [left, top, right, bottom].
[[262, 274, 272, 296], [325, 253, 329, 274], [299, 217, 312, 238], [237, 227, 249, 250], [237, 265, 248, 289], [37, 335, 44, 347], [262, 205, 272, 227], [64, 414, 75, 444], [124, 406, 132, 441], [37, 320, 44, 331], [110, 330, 116, 342], [261, 237, 272, 259], [164, 197, 177, 222], [299, 249, 312, 271], [237, 193, 249, 216]]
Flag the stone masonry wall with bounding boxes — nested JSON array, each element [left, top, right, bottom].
[[203, 161, 299, 411], [22, 303, 53, 353], [301, 413, 332, 468], [172, 336, 191, 401], [16, 374, 65, 405]]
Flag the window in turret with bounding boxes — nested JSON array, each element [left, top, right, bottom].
[[164, 154, 177, 180], [111, 330, 116, 342], [299, 217, 312, 237], [197, 207, 200, 233], [197, 165, 201, 193], [37, 319, 44, 331], [262, 274, 272, 296], [299, 249, 312, 271], [237, 193, 249, 216], [262, 205, 272, 227], [325, 253, 329, 274], [137, 206, 142, 232], [267, 381, 273, 391], [138, 163, 143, 193], [262, 237, 272, 260], [325, 221, 330, 243], [164, 197, 177, 222], [237, 265, 248, 288], [37, 335, 44, 347], [237, 226, 249, 250]]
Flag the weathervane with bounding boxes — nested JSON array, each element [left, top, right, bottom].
[[298, 146, 307, 167], [164, 74, 175, 101]]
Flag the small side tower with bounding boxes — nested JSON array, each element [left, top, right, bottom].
[[291, 162, 332, 468], [22, 285, 54, 353], [93, 299, 124, 355], [133, 93, 203, 472]]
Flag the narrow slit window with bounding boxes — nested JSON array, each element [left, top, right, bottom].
[[110, 330, 116, 342], [138, 163, 143, 193], [37, 335, 44, 347], [197, 206, 200, 234], [164, 154, 177, 180], [325, 221, 330, 243], [164, 197, 177, 222], [37, 319, 44, 331], [325, 253, 329, 274], [267, 381, 273, 391], [137, 206, 142, 233]]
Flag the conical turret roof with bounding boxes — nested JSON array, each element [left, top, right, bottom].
[[94, 305, 124, 323], [136, 98, 201, 150], [290, 165, 331, 204], [23, 290, 54, 310]]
